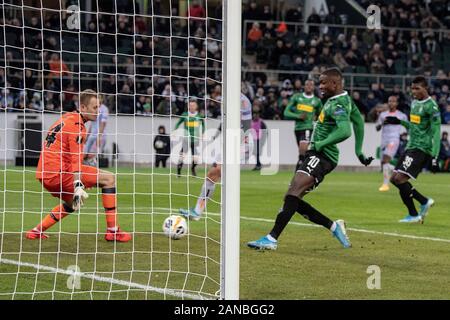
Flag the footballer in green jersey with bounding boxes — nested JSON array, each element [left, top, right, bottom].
[[385, 76, 441, 224], [283, 79, 323, 170], [247, 68, 373, 251], [175, 100, 205, 177]]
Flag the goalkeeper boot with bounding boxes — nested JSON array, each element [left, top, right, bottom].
[[105, 226, 132, 242], [332, 220, 351, 248], [25, 228, 48, 240], [247, 235, 277, 250], [418, 198, 435, 223], [378, 184, 390, 192], [179, 208, 201, 221], [398, 215, 422, 223]]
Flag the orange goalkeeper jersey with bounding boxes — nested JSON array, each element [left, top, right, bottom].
[[36, 111, 87, 179]]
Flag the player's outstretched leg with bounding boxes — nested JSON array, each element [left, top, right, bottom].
[[297, 200, 351, 248], [391, 173, 422, 223], [26, 203, 74, 240], [247, 171, 351, 250], [408, 182, 434, 223], [180, 164, 221, 221]]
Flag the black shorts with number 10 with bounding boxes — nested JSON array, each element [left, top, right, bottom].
[[297, 150, 337, 190], [394, 148, 431, 179]]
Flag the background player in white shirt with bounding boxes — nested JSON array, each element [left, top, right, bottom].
[[179, 93, 252, 220], [84, 96, 109, 166], [376, 95, 408, 191]]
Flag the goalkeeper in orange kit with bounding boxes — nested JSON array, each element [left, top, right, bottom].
[[26, 89, 132, 242]]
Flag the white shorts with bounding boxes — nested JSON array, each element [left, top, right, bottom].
[[381, 140, 400, 158]]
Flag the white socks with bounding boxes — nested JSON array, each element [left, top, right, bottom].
[[330, 221, 337, 232], [382, 163, 393, 185], [194, 179, 216, 215]]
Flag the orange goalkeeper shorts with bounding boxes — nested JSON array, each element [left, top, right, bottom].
[[39, 165, 99, 203]]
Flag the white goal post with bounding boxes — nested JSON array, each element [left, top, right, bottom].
[[222, 0, 241, 300]]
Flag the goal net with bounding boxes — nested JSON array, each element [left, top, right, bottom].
[[0, 0, 240, 300]]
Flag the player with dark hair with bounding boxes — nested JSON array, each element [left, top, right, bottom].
[[284, 79, 322, 171], [26, 90, 132, 242], [384, 76, 441, 223], [247, 68, 374, 250]]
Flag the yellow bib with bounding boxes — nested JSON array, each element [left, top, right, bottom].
[[410, 114, 421, 124], [186, 121, 199, 127], [297, 104, 314, 113]]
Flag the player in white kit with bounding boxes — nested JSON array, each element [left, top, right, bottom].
[[376, 95, 408, 191], [84, 97, 109, 166], [179, 93, 252, 220]]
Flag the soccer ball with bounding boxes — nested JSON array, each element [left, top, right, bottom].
[[155, 140, 165, 149], [162, 215, 188, 240]]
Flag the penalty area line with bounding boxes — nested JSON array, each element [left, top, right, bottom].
[[0, 258, 214, 300]]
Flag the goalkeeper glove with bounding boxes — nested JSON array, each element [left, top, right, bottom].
[[431, 158, 440, 173], [72, 179, 88, 210], [383, 116, 401, 125], [358, 154, 374, 166]]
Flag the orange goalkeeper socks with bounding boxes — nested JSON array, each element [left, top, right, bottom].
[[35, 203, 72, 232], [102, 188, 117, 231]]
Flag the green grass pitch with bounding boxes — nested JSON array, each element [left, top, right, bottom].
[[0, 167, 449, 299]]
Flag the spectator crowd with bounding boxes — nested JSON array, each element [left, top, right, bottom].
[[242, 0, 450, 123], [1, 0, 450, 125]]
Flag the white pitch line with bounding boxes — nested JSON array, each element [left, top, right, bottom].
[[153, 207, 450, 244], [0, 258, 214, 300], [238, 215, 450, 244]]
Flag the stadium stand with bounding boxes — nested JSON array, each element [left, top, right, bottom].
[[0, 0, 223, 118], [241, 0, 450, 122], [1, 0, 449, 125]]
